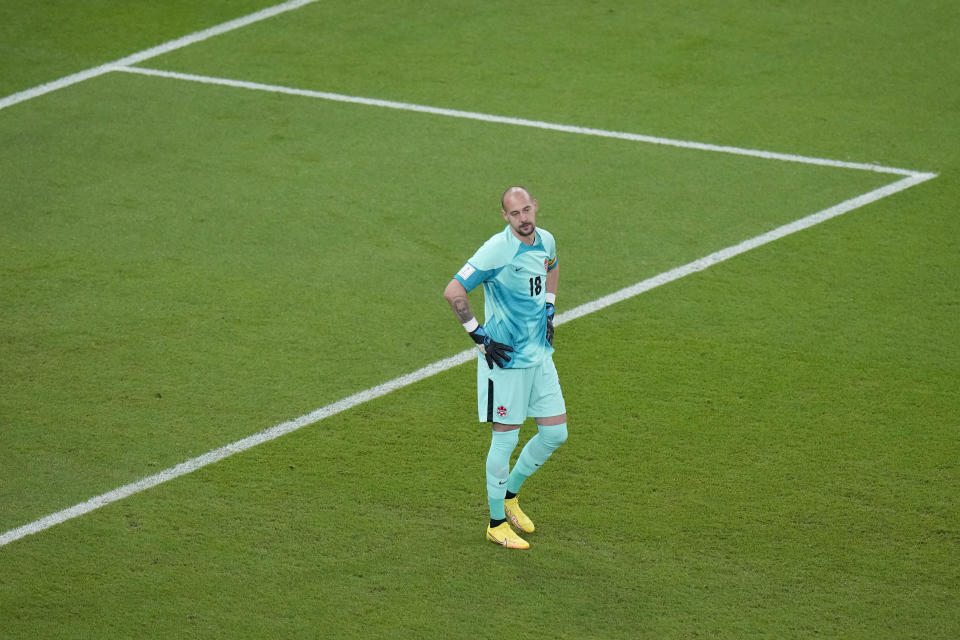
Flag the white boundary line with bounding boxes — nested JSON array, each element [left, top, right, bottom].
[[558, 172, 936, 323], [0, 0, 319, 112], [0, 173, 936, 549], [0, 10, 939, 548], [115, 65, 924, 177]]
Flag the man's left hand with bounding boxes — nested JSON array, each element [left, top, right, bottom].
[[546, 302, 555, 346]]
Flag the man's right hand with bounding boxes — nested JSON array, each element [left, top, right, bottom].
[[469, 326, 514, 369]]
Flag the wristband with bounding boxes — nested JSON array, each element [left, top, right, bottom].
[[462, 318, 480, 333], [545, 293, 556, 305]]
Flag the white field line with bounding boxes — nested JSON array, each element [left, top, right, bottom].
[[114, 65, 928, 177], [559, 171, 936, 323], [0, 0, 319, 112], [0, 172, 937, 549]]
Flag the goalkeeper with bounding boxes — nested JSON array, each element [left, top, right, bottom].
[[443, 186, 567, 550]]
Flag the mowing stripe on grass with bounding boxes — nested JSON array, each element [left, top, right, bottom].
[[0, 170, 937, 549], [0, 0, 319, 112], [115, 65, 929, 177]]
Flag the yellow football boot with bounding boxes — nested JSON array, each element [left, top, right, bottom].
[[504, 497, 535, 533], [486, 522, 530, 549]]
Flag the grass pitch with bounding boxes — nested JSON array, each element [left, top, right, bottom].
[[1, 1, 957, 638]]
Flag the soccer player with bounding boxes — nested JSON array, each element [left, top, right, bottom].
[[443, 186, 567, 550]]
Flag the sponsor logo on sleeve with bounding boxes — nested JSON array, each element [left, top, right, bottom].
[[457, 263, 476, 280]]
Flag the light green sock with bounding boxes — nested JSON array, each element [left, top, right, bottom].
[[506, 422, 567, 494], [486, 429, 519, 520]]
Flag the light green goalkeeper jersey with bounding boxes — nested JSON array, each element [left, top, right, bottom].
[[454, 225, 558, 369]]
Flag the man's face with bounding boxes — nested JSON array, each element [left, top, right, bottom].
[[501, 192, 538, 242]]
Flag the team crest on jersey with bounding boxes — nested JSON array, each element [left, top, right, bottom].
[[496, 405, 508, 418]]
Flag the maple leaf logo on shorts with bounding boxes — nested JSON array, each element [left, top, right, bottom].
[[496, 405, 508, 418]]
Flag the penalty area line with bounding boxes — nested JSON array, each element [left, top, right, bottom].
[[0, 0, 320, 112], [0, 170, 937, 549], [113, 65, 930, 178], [558, 171, 937, 323], [0, 350, 476, 549]]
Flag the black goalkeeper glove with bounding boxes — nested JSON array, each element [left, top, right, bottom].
[[545, 302, 555, 346], [469, 326, 513, 369]]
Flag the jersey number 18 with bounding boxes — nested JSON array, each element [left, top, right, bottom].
[[528, 276, 542, 296]]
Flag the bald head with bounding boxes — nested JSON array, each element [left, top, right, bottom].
[[501, 186, 533, 211]]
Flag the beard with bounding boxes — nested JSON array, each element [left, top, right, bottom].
[[517, 222, 535, 236]]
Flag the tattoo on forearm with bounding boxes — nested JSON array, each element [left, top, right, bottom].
[[452, 296, 472, 323]]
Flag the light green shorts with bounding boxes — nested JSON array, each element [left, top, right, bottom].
[[476, 354, 566, 425]]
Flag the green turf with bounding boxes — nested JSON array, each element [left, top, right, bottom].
[[0, 69, 895, 531], [1, 1, 957, 638], [0, 0, 274, 98], [148, 0, 958, 168]]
